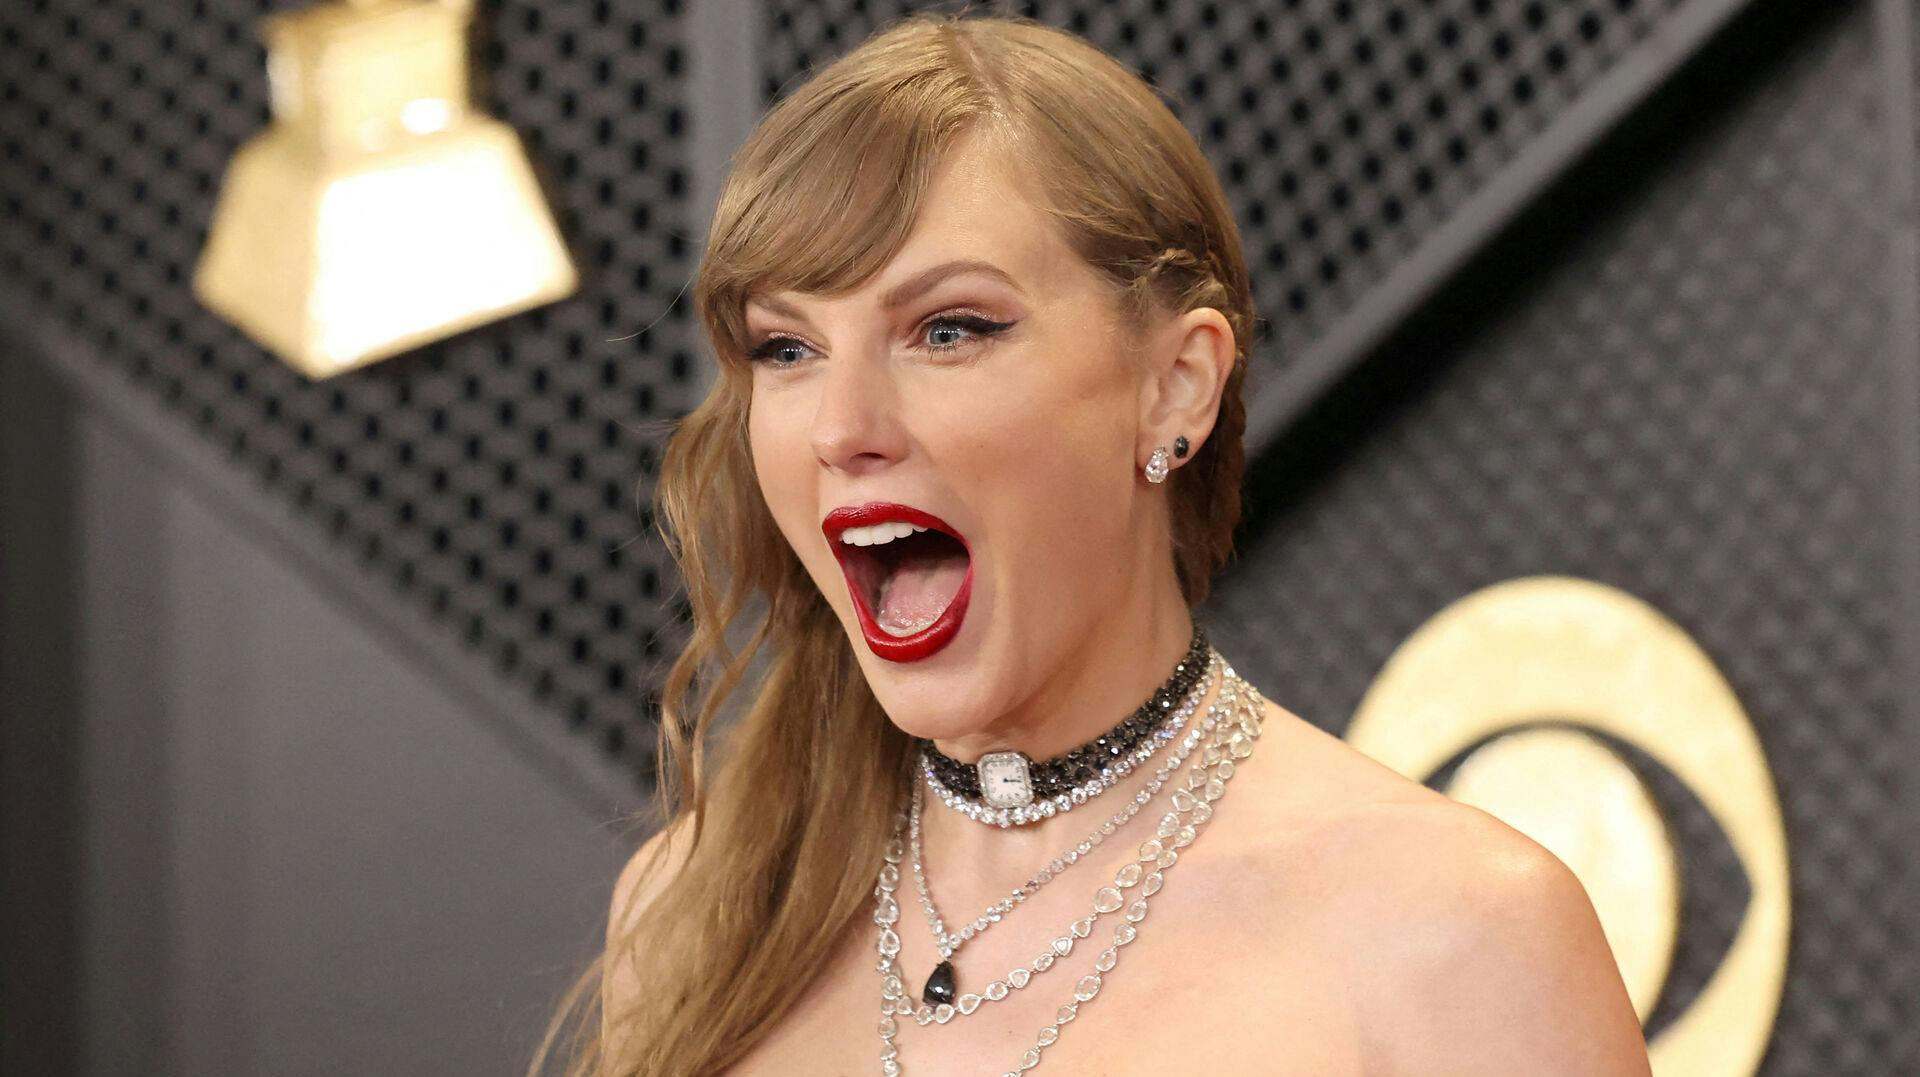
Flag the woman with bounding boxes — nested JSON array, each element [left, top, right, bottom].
[[535, 13, 1649, 1076]]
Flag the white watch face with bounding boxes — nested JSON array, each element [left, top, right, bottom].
[[976, 751, 1035, 809]]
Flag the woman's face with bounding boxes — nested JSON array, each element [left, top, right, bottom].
[[743, 139, 1183, 741]]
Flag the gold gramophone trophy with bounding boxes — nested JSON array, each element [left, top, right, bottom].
[[194, 0, 579, 379]]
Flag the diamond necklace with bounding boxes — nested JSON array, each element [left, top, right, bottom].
[[873, 665, 1265, 1074], [917, 625, 1210, 827], [906, 652, 1222, 1006], [891, 667, 1249, 1026]]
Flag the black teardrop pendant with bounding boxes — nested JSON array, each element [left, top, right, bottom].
[[923, 960, 957, 1006]]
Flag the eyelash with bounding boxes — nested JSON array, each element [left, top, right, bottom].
[[744, 311, 1016, 367]]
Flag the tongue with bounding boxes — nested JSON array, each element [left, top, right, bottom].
[[876, 550, 968, 635]]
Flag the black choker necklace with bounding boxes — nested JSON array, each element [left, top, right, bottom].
[[919, 624, 1210, 813]]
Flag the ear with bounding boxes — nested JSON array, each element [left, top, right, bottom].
[[1136, 306, 1236, 474]]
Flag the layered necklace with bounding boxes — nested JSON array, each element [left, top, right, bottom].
[[870, 644, 1267, 1075], [907, 653, 1221, 1006]]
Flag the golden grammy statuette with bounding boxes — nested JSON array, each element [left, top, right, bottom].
[[193, 0, 578, 379]]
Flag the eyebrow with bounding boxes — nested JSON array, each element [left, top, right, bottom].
[[746, 259, 1025, 321]]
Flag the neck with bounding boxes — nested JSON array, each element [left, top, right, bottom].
[[919, 585, 1208, 877], [932, 574, 1196, 768]]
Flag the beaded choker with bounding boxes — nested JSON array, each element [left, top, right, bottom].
[[917, 624, 1210, 826]]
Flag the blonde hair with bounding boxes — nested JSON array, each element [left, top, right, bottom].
[[529, 12, 1257, 1075]]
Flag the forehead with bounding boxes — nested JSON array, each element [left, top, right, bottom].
[[746, 137, 1091, 316]]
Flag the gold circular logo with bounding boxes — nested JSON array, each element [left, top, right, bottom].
[[1347, 575, 1788, 1075]]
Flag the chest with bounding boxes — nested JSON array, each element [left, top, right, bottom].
[[721, 901, 1375, 1077]]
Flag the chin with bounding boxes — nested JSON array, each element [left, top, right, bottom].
[[841, 610, 1005, 745], [852, 645, 985, 727], [868, 687, 999, 746]]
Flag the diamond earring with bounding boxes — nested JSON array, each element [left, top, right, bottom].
[[1144, 446, 1170, 484]]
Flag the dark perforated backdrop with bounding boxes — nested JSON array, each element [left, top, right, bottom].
[[1, 0, 1915, 1070], [1198, 5, 1919, 1068], [767, 0, 1684, 368], [0, 0, 699, 769]]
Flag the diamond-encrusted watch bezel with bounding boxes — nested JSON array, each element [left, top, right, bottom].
[[976, 751, 1035, 809]]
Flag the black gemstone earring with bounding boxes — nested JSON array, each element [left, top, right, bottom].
[[1173, 435, 1190, 459]]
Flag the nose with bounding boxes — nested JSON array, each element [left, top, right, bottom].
[[810, 348, 905, 474]]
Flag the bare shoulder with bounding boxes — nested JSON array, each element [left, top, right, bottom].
[[1223, 693, 1650, 1074], [609, 813, 695, 944], [1326, 808, 1650, 1075], [1346, 805, 1651, 1074], [1194, 690, 1515, 922], [605, 813, 697, 1043]]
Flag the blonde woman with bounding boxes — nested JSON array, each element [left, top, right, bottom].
[[536, 13, 1649, 1076]]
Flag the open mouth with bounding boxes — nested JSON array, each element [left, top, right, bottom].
[[824, 504, 973, 662], [841, 527, 970, 635]]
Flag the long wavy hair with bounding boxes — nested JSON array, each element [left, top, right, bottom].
[[529, 12, 1259, 1076]]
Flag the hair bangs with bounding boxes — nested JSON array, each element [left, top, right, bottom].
[[697, 46, 1002, 373]]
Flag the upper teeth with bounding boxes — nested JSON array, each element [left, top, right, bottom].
[[840, 522, 930, 546]]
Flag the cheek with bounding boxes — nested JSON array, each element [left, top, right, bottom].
[[952, 325, 1134, 455], [747, 385, 807, 476], [969, 402, 1117, 483], [747, 390, 816, 547], [746, 394, 773, 480], [942, 370, 1136, 543]]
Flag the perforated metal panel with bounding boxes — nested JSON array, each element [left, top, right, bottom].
[[0, 0, 696, 772], [6, 7, 1920, 1061], [3, 0, 1917, 1067], [1203, 3, 1918, 1069], [764, 0, 1685, 369]]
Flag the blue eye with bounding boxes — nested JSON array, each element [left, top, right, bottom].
[[920, 313, 1015, 352], [744, 336, 813, 366], [744, 311, 1015, 367]]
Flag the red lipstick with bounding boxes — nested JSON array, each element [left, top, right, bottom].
[[821, 502, 972, 663]]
